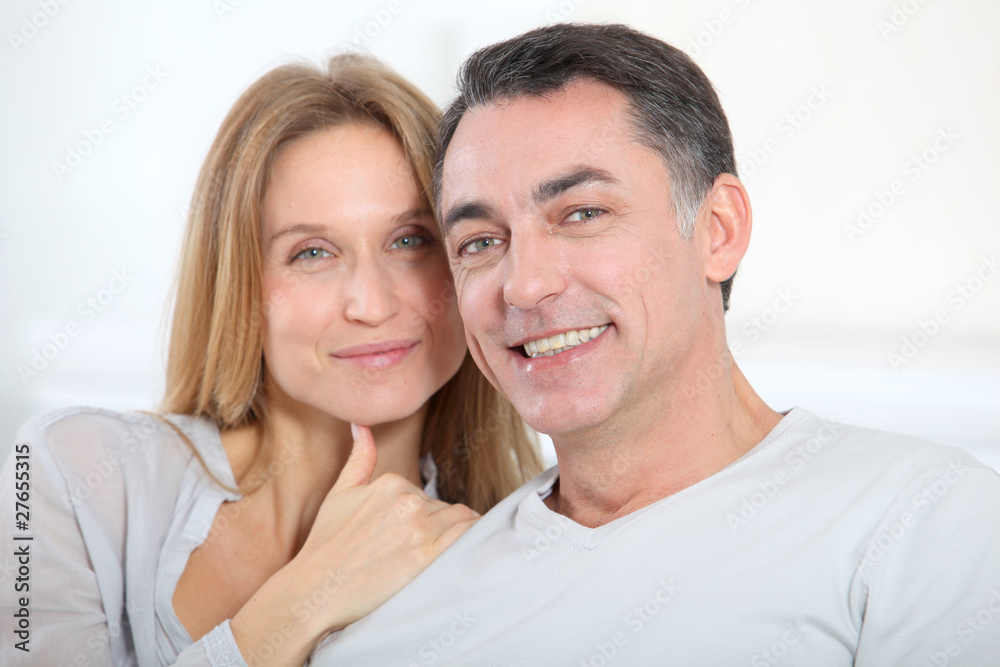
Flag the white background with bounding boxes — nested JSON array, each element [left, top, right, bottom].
[[1, 0, 997, 469]]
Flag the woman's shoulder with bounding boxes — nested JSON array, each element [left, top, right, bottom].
[[17, 406, 224, 481]]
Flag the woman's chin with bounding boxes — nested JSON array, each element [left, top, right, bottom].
[[331, 398, 428, 429], [274, 375, 440, 428]]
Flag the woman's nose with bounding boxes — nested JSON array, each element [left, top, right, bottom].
[[343, 257, 399, 326]]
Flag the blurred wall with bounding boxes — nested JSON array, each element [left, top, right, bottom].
[[1, 0, 997, 469]]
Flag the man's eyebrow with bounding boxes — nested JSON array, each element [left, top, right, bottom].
[[441, 168, 618, 233], [442, 201, 497, 233], [532, 167, 620, 205]]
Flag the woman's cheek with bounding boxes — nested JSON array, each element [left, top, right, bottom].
[[397, 260, 454, 321]]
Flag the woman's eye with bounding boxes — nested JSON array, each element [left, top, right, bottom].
[[462, 237, 504, 255], [566, 208, 603, 222], [389, 234, 429, 250], [292, 247, 333, 261]]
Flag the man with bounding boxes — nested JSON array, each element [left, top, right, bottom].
[[312, 23, 1000, 665]]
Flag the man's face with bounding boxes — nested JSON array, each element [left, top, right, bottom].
[[441, 80, 714, 439]]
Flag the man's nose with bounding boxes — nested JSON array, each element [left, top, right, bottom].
[[502, 228, 567, 310]]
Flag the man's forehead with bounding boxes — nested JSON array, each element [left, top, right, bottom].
[[440, 80, 635, 212], [449, 79, 629, 151]]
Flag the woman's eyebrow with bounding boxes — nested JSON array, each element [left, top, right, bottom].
[[267, 223, 327, 245], [393, 208, 435, 225], [267, 208, 433, 245]]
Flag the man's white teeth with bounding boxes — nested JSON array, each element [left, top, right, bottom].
[[523, 325, 608, 358]]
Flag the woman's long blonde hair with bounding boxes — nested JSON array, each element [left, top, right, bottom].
[[163, 54, 541, 512]]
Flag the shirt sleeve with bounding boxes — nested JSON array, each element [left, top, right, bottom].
[[853, 464, 1000, 665], [0, 416, 129, 665], [0, 415, 250, 667], [174, 621, 248, 667]]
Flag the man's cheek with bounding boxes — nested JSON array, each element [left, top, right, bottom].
[[463, 327, 504, 394], [457, 276, 490, 326]]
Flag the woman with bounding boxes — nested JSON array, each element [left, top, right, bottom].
[[1, 54, 541, 665]]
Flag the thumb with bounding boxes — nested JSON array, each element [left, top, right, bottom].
[[331, 423, 377, 493]]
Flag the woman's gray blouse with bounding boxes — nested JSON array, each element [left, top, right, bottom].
[[0, 406, 439, 665]]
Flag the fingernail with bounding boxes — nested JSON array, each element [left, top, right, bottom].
[[350, 423, 359, 440]]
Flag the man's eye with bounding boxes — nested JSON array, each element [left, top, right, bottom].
[[292, 247, 333, 261], [462, 237, 504, 255], [389, 234, 429, 250], [566, 208, 603, 222]]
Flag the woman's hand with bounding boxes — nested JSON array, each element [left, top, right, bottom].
[[230, 425, 479, 665], [295, 424, 479, 629]]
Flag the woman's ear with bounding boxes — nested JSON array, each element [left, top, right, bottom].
[[699, 173, 752, 283]]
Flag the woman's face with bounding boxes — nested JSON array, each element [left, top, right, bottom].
[[260, 123, 466, 425]]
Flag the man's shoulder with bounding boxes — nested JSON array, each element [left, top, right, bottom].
[[771, 407, 994, 483]]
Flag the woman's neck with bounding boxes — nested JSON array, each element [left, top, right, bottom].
[[220, 388, 428, 552]]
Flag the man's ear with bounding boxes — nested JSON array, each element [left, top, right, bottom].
[[699, 173, 752, 283]]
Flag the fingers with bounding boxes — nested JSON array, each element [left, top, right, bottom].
[[422, 502, 479, 551], [425, 499, 479, 521], [330, 423, 377, 494], [431, 514, 480, 555]]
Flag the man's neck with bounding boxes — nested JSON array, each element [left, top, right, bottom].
[[544, 354, 783, 528]]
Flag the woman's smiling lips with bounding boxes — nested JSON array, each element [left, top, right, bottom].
[[331, 340, 419, 368]]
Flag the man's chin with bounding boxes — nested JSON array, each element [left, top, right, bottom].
[[511, 396, 612, 443]]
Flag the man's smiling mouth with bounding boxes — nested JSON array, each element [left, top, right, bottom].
[[519, 324, 609, 358]]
